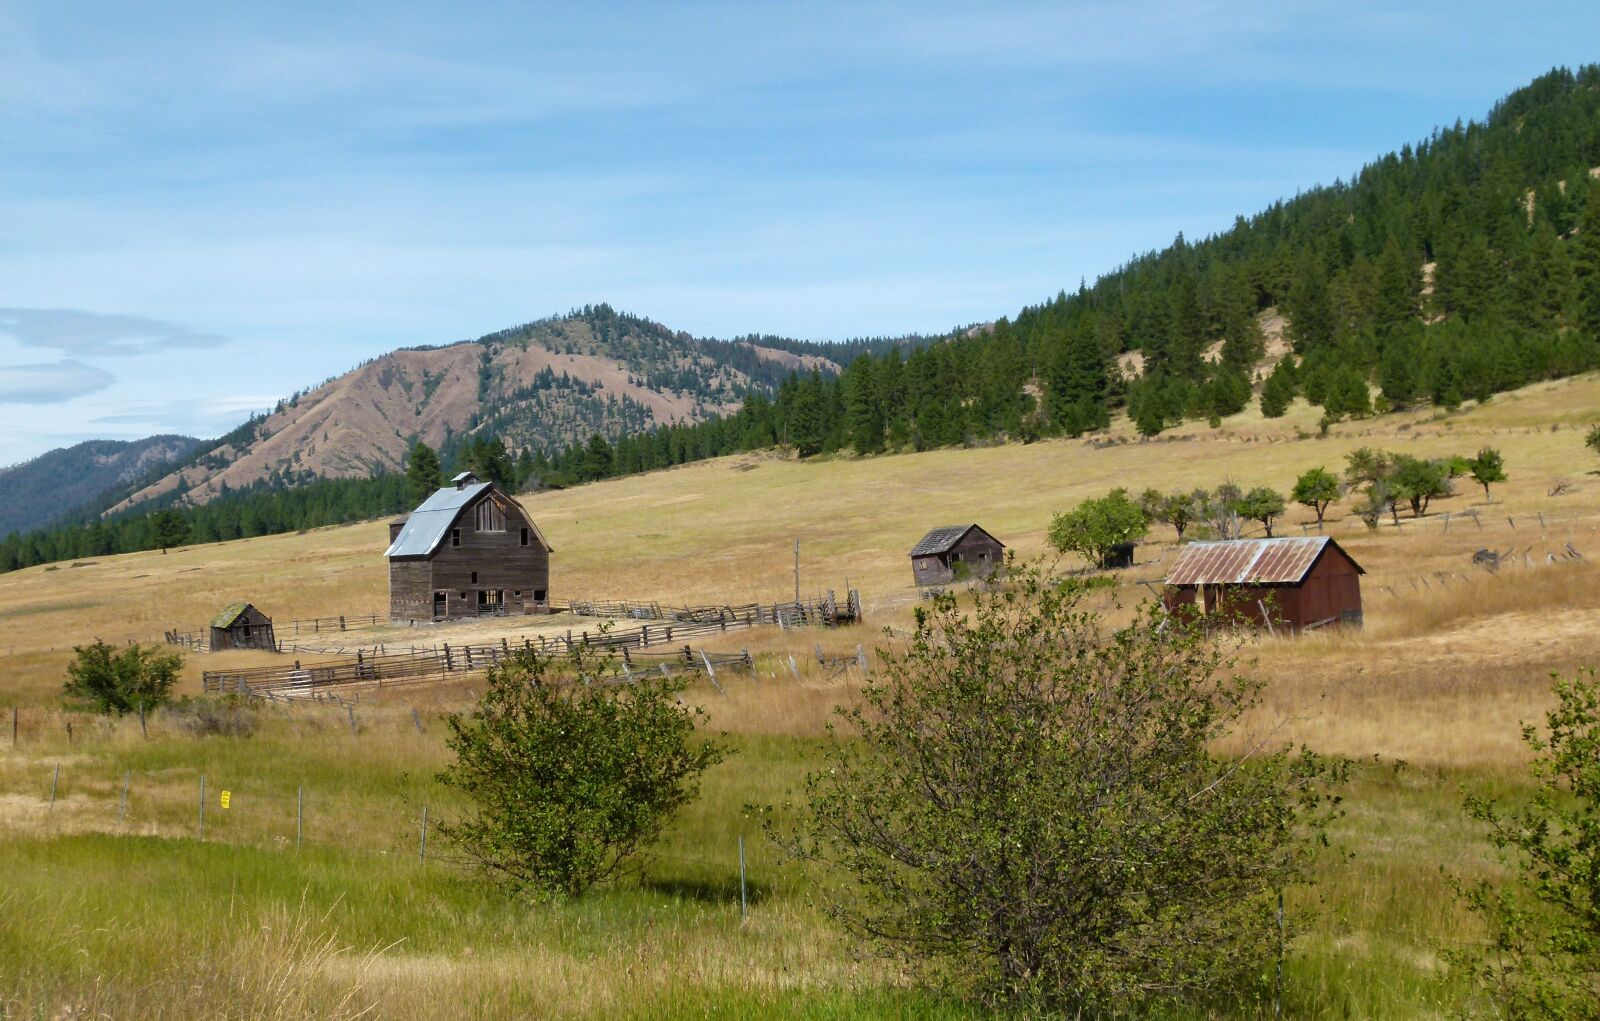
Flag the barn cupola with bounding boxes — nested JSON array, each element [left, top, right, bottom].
[[452, 471, 479, 490]]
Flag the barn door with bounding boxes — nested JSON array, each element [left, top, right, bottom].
[[432, 592, 447, 619]]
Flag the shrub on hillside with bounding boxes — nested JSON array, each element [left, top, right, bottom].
[[63, 640, 183, 714], [783, 564, 1346, 1016], [1455, 669, 1600, 1019], [437, 648, 728, 898]]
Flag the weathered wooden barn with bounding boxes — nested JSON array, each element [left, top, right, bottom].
[[385, 472, 553, 622], [210, 603, 276, 651], [1162, 536, 1364, 633], [910, 525, 1006, 587]]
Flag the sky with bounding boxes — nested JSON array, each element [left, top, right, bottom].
[[1, 1, 1597, 466]]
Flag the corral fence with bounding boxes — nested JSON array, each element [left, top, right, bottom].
[[560, 589, 863, 629], [170, 590, 862, 655], [202, 615, 765, 695]]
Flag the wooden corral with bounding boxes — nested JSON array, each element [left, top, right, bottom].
[[209, 603, 276, 651], [909, 524, 1006, 587], [386, 472, 553, 622], [1163, 536, 1364, 633]]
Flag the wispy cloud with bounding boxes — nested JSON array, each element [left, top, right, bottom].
[[0, 359, 115, 403], [0, 308, 224, 357]]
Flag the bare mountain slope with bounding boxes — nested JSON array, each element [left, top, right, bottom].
[[113, 307, 845, 512]]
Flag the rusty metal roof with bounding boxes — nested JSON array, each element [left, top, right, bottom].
[[910, 524, 1003, 558], [1164, 537, 1362, 586]]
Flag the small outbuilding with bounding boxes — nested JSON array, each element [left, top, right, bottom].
[[910, 524, 1006, 587], [210, 603, 276, 651], [1163, 536, 1363, 633]]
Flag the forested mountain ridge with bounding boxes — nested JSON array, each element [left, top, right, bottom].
[[105, 305, 932, 515], [7, 66, 1600, 572], [0, 436, 199, 538]]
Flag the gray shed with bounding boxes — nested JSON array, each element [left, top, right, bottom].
[[910, 525, 1006, 587]]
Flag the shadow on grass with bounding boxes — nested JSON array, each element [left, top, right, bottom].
[[640, 873, 775, 907]]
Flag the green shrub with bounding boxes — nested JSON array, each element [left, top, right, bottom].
[[1456, 669, 1600, 1019], [62, 640, 183, 714], [438, 648, 728, 898], [786, 564, 1345, 1015]]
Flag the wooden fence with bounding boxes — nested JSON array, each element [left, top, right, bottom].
[[203, 612, 769, 695]]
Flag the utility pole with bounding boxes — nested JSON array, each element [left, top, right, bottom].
[[794, 539, 801, 604]]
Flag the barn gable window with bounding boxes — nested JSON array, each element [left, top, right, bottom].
[[451, 528, 461, 548], [475, 500, 505, 532], [520, 527, 529, 546]]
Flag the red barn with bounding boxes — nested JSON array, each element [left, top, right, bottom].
[[1162, 536, 1363, 633]]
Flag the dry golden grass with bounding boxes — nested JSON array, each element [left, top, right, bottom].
[[5, 374, 1600, 761]]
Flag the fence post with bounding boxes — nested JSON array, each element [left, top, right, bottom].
[[419, 805, 429, 864], [346, 705, 357, 734], [296, 785, 303, 850], [119, 771, 130, 823], [48, 762, 59, 811], [412, 707, 424, 734], [739, 834, 748, 921], [198, 774, 206, 838], [701, 651, 725, 696]]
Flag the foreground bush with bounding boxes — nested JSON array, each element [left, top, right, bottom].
[[1457, 669, 1600, 1019], [438, 648, 727, 898], [786, 565, 1344, 1015], [62, 639, 183, 714]]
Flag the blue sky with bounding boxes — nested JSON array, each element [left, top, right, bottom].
[[1, 2, 1596, 466]]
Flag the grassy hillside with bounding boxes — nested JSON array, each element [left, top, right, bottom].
[[4, 377, 1600, 1017]]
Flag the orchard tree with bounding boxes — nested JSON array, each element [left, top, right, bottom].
[[438, 647, 727, 898], [1047, 490, 1149, 568], [784, 564, 1346, 1015], [1469, 447, 1508, 502], [1233, 485, 1287, 537], [1390, 455, 1450, 517], [1292, 467, 1341, 530]]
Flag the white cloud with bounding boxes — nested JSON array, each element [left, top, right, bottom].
[[0, 308, 224, 357], [0, 359, 115, 403]]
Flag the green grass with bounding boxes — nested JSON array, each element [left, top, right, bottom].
[[0, 704, 1528, 1019]]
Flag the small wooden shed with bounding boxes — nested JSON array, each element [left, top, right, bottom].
[[910, 525, 1006, 587], [1163, 536, 1363, 633], [210, 603, 276, 651]]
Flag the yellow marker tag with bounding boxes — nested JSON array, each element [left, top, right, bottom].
[[220, 790, 231, 810]]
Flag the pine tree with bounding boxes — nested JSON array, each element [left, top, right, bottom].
[[1572, 182, 1600, 342], [1285, 253, 1335, 352], [1373, 237, 1420, 337], [1165, 274, 1207, 379], [1259, 360, 1296, 418], [843, 355, 884, 455], [406, 441, 443, 501]]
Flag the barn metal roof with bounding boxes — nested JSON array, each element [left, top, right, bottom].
[[384, 482, 492, 558], [211, 603, 253, 629], [1164, 537, 1363, 586], [910, 524, 1003, 558]]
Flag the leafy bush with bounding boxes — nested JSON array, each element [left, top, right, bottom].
[[1456, 669, 1600, 1018], [784, 564, 1345, 1015], [438, 648, 728, 898], [63, 640, 183, 714]]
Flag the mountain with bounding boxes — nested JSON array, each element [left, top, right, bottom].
[[0, 435, 200, 538], [6, 65, 1600, 573], [109, 305, 922, 514]]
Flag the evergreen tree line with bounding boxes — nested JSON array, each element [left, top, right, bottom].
[[7, 68, 1600, 571]]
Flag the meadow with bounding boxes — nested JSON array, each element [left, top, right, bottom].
[[5, 375, 1600, 1018]]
